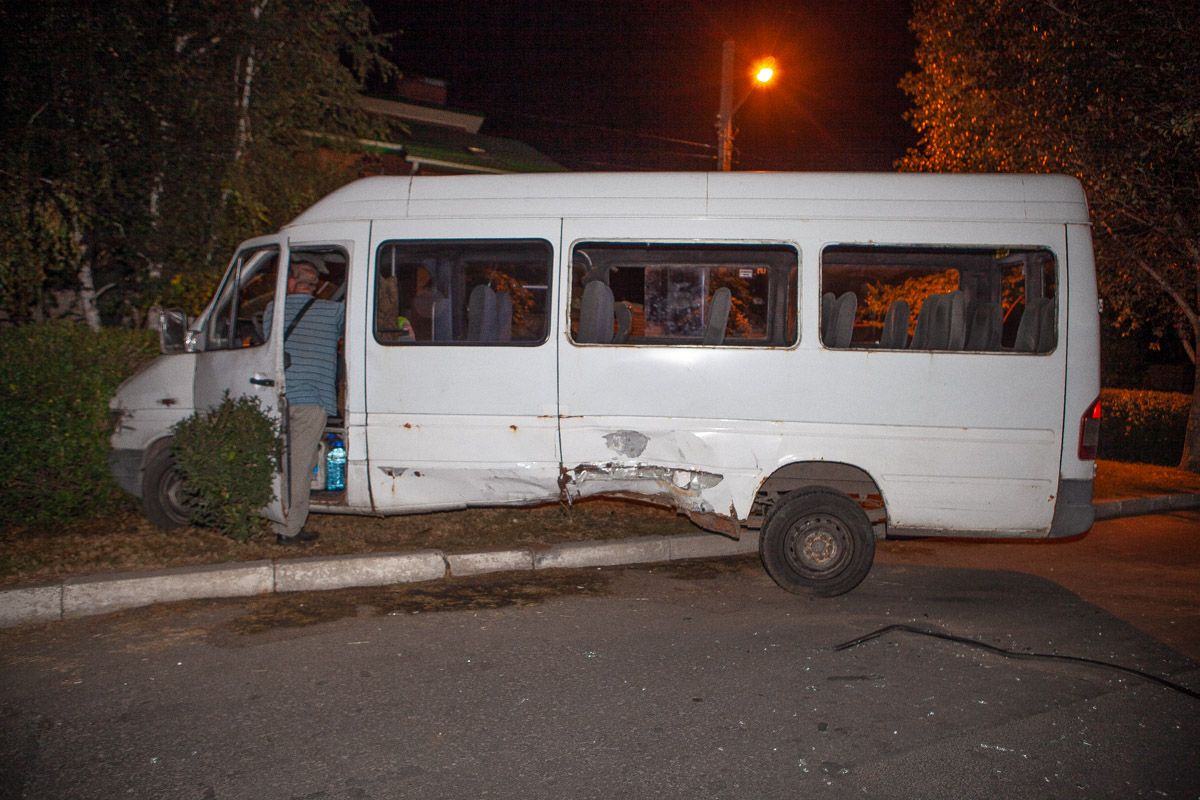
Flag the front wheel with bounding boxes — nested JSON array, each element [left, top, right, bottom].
[[141, 440, 191, 530], [759, 488, 875, 597]]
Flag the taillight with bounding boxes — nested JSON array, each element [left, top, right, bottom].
[[1078, 396, 1101, 460]]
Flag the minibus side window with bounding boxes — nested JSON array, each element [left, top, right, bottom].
[[568, 242, 798, 346], [820, 244, 1058, 353], [373, 240, 552, 345], [204, 247, 279, 350]]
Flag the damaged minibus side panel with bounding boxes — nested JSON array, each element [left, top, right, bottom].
[[557, 215, 1072, 542], [557, 219, 803, 529]]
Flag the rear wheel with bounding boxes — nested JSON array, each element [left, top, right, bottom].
[[142, 440, 191, 530], [760, 488, 875, 597]]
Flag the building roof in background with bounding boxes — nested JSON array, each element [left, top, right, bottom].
[[359, 96, 564, 174], [359, 96, 483, 133]]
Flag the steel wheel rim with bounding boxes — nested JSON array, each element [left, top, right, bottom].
[[162, 467, 191, 524], [783, 513, 852, 577]]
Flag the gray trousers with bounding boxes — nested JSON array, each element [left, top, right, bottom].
[[275, 404, 327, 537]]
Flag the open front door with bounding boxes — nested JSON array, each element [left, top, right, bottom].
[[192, 235, 289, 524]]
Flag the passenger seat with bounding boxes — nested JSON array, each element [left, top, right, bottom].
[[703, 287, 732, 345]]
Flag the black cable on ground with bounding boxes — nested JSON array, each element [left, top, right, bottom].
[[835, 623, 1200, 702]]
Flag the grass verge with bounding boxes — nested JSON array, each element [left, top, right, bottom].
[[0, 499, 699, 588], [1, 459, 1196, 588]]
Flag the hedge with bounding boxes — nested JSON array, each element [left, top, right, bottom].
[[171, 394, 279, 541], [0, 322, 158, 529], [1098, 388, 1191, 466]]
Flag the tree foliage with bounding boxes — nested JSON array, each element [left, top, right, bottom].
[[900, 0, 1200, 470], [859, 270, 1024, 336], [859, 271, 960, 335], [0, 0, 393, 326]]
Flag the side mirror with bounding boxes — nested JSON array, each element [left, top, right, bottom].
[[158, 308, 190, 354]]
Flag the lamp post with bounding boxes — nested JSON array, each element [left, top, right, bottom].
[[715, 40, 776, 171]]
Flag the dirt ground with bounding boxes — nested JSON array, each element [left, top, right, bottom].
[[0, 498, 699, 588], [1, 459, 1197, 588]]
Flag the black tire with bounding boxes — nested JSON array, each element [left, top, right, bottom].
[[759, 487, 875, 597], [142, 439, 191, 530]]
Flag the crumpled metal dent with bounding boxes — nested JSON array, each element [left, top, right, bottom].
[[561, 461, 725, 513], [572, 462, 721, 490]]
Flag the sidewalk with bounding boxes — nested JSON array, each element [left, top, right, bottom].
[[2, 493, 1198, 629]]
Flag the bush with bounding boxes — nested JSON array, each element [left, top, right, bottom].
[[0, 322, 157, 530], [170, 394, 279, 541], [1099, 388, 1190, 465]]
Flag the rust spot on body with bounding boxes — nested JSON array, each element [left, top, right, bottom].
[[859, 493, 885, 511]]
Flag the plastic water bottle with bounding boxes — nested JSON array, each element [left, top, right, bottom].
[[326, 435, 346, 491]]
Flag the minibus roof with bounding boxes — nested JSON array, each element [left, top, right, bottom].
[[287, 172, 1090, 227]]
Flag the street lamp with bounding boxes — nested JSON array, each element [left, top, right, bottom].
[[716, 41, 777, 171], [754, 59, 777, 85]]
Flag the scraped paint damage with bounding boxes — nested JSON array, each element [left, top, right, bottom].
[[372, 425, 743, 534], [602, 430, 649, 459], [553, 427, 744, 534]]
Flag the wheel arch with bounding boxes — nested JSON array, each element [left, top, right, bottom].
[[752, 461, 887, 538], [141, 435, 175, 474]]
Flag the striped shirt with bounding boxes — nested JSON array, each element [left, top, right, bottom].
[[265, 294, 344, 416]]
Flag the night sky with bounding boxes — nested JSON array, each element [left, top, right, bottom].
[[369, 1, 917, 171]]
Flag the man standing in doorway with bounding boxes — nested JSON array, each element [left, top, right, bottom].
[[265, 260, 344, 544]]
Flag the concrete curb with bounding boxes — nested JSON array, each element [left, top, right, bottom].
[[533, 536, 673, 570], [62, 561, 274, 619], [1093, 494, 1200, 521], [0, 498, 1193, 629], [446, 548, 535, 577], [0, 584, 61, 627], [274, 551, 446, 593], [0, 530, 764, 629]]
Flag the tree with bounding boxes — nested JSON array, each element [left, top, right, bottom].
[[859, 271, 960, 337], [0, 0, 393, 326], [900, 0, 1200, 470]]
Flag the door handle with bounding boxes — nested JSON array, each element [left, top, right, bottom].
[[250, 375, 275, 387]]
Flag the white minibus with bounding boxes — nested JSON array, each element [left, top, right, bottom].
[[110, 172, 1101, 596]]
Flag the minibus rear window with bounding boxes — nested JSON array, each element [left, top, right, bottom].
[[820, 244, 1058, 353], [569, 242, 798, 346], [373, 239, 553, 346]]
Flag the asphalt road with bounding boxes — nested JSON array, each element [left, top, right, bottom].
[[1, 513, 1198, 800], [877, 510, 1200, 662]]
